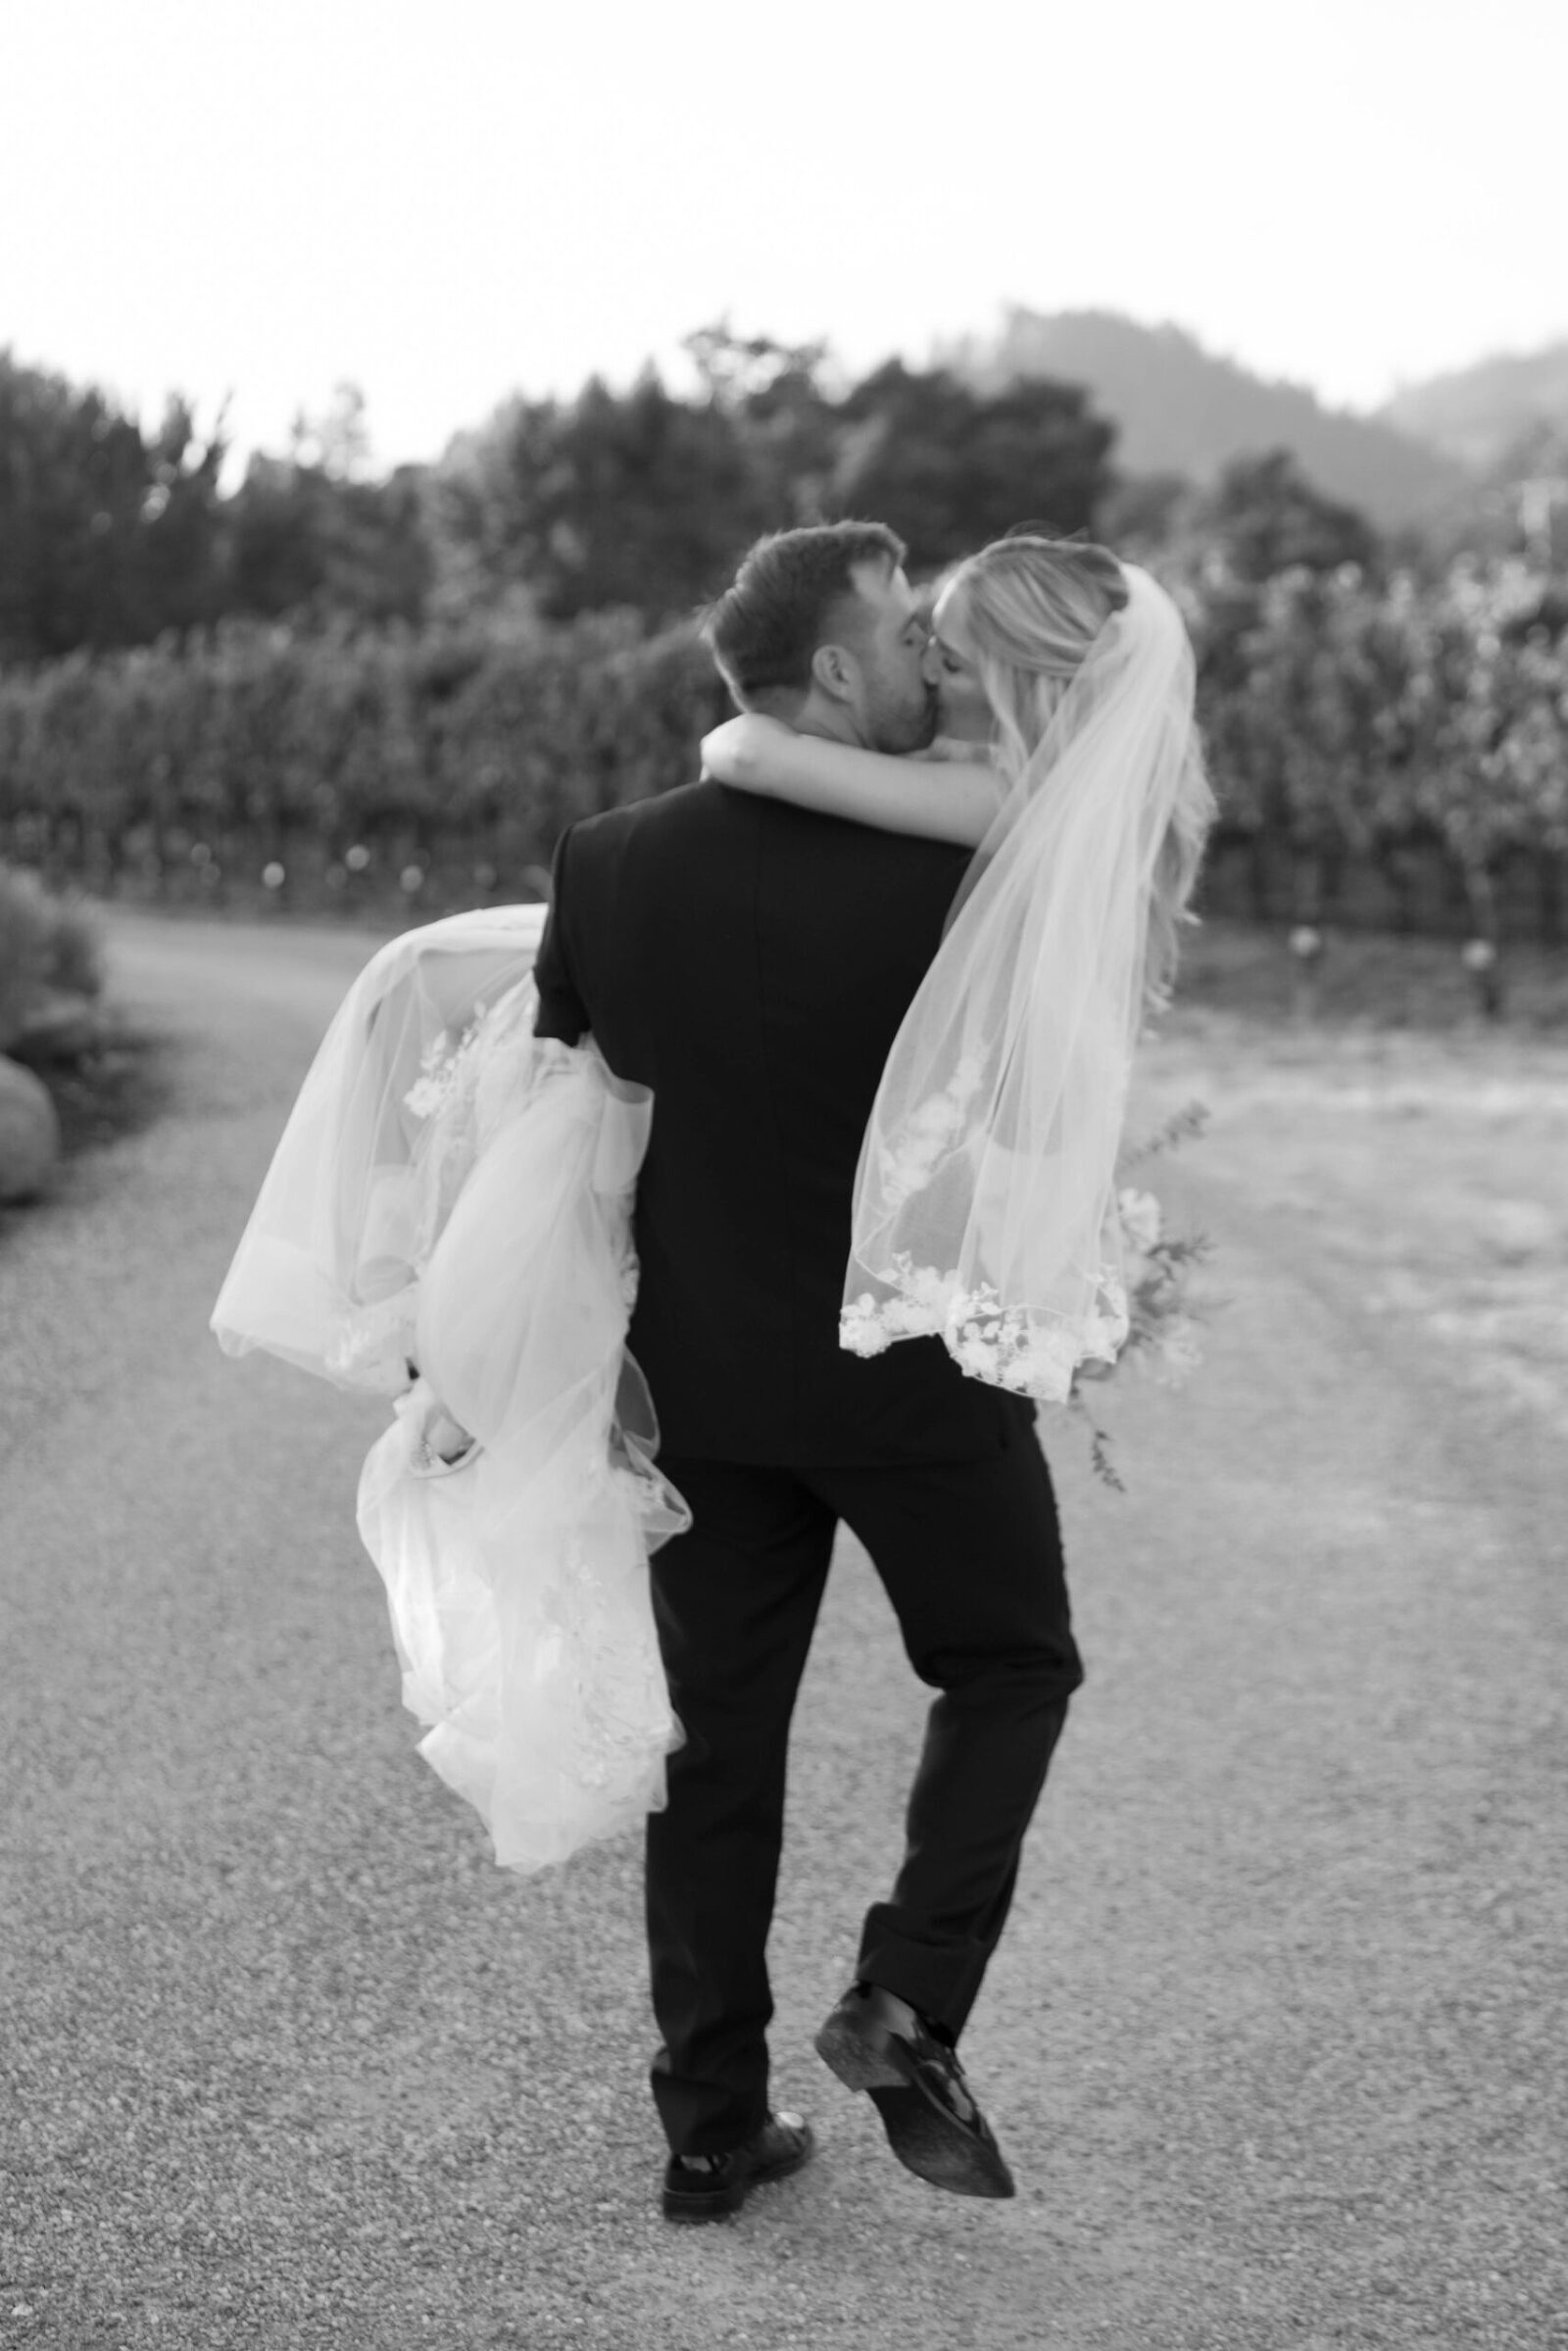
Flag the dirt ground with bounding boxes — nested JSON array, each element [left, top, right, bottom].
[[2, 912, 1563, 2350], [1133, 993, 1568, 1446]]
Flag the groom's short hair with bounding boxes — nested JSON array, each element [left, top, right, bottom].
[[703, 521, 906, 709]]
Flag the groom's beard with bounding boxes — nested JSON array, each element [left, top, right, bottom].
[[869, 684, 940, 756]]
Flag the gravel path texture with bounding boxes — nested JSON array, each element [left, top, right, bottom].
[[2, 910, 1563, 2351]]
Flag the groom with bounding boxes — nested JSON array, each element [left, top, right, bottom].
[[533, 520, 1082, 2221]]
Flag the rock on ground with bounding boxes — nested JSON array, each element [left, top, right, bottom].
[[0, 1051, 60, 1201]]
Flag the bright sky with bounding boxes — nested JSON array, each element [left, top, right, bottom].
[[4, 0, 1562, 471]]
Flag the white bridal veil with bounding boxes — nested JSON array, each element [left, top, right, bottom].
[[840, 565, 1200, 1402]]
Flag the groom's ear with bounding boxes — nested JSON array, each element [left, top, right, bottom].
[[809, 640, 859, 706]]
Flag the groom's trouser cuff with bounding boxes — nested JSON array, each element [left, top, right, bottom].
[[856, 1687, 1072, 2035]]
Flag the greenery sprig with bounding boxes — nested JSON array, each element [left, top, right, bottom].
[[1067, 1102, 1216, 1492]]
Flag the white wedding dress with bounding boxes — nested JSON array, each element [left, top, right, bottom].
[[211, 906, 686, 1874]]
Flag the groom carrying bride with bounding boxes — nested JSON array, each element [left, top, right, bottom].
[[214, 513, 1207, 2222], [534, 520, 1085, 2221], [214, 508, 1208, 2220]]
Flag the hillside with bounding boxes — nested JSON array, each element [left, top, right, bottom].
[[937, 307, 1465, 529], [1379, 342, 1568, 471]]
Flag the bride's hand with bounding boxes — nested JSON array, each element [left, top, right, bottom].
[[420, 1398, 478, 1469], [701, 713, 797, 788]]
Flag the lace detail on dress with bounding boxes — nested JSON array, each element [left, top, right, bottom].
[[309, 981, 544, 1397], [529, 1470, 680, 1808], [403, 978, 541, 1267], [841, 1258, 1129, 1404]]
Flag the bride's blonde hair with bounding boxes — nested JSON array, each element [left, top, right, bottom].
[[938, 536, 1215, 1007]]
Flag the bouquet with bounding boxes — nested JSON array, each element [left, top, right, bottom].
[[1069, 1102, 1214, 1490]]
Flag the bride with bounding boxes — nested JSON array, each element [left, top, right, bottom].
[[702, 533, 1213, 1398], [211, 533, 1212, 1875]]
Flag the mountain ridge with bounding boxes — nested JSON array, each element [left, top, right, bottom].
[[1376, 341, 1568, 471], [935, 308, 1470, 529]]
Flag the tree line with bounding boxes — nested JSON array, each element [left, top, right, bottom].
[[0, 333, 1564, 945], [0, 332, 1115, 658], [1, 541, 1562, 945]]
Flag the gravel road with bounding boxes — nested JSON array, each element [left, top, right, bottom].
[[2, 910, 1563, 2351]]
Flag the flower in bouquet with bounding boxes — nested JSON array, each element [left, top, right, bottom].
[[1066, 1102, 1215, 1489]]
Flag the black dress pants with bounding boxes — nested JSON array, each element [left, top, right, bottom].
[[646, 1421, 1082, 2157]]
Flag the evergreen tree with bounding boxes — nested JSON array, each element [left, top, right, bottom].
[[833, 362, 1114, 569]]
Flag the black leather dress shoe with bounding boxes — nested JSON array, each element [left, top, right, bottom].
[[661, 2110, 815, 2223], [814, 1984, 1015, 2198]]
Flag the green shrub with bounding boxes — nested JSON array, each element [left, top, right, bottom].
[[0, 861, 104, 1053], [0, 612, 730, 907], [0, 559, 1563, 939]]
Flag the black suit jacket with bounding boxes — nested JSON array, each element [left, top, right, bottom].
[[533, 780, 1033, 1465]]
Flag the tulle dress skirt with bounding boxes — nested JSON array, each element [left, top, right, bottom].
[[211, 907, 686, 1872]]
